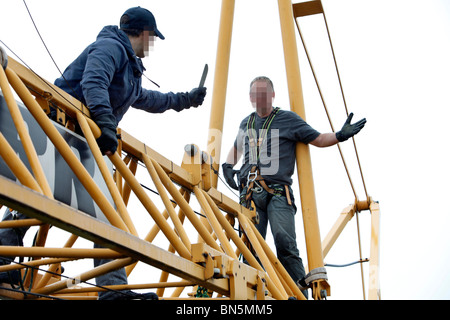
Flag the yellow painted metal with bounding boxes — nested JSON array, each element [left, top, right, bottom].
[[0, 175, 230, 296], [0, 67, 52, 197], [144, 156, 192, 250], [0, 218, 43, 228], [0, 246, 123, 259], [111, 153, 191, 259], [5, 67, 129, 233], [35, 234, 78, 289], [0, 0, 380, 300], [277, 0, 328, 299], [201, 189, 264, 274], [35, 257, 135, 296], [191, 243, 269, 300], [155, 200, 188, 297], [148, 155, 222, 251], [237, 213, 287, 300], [369, 201, 381, 300], [248, 218, 306, 300], [322, 204, 357, 258], [321, 200, 381, 299], [0, 257, 74, 273], [77, 112, 138, 237], [56, 280, 195, 295], [0, 132, 42, 193], [121, 155, 137, 206], [207, 0, 235, 188]]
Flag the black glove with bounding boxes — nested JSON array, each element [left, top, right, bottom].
[[188, 87, 207, 107], [336, 113, 366, 142], [222, 163, 239, 190], [93, 113, 118, 155]]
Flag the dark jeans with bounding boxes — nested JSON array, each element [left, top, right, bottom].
[[242, 184, 308, 298]]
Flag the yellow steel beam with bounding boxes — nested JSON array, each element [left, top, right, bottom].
[[195, 187, 236, 258], [277, 0, 328, 299], [0, 218, 43, 228], [322, 204, 357, 258], [0, 246, 123, 259], [0, 66, 52, 197], [34, 257, 136, 296], [144, 155, 192, 250], [0, 175, 230, 296], [148, 155, 222, 251], [110, 152, 191, 259], [207, 0, 235, 187], [248, 218, 307, 300], [0, 257, 74, 273], [0, 132, 42, 193], [77, 112, 138, 237], [35, 234, 78, 289], [6, 55, 253, 223], [0, 0, 379, 299], [237, 213, 288, 300], [5, 67, 130, 233], [202, 189, 264, 274], [56, 280, 195, 295], [368, 201, 381, 300], [6, 57, 91, 125], [191, 243, 270, 300]]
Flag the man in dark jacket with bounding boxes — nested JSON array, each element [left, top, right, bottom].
[[53, 7, 204, 299], [2, 7, 204, 300], [55, 6, 206, 155], [0, 6, 204, 301]]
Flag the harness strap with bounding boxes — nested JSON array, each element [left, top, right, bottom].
[[242, 166, 292, 208], [246, 107, 280, 164], [241, 107, 293, 207], [284, 185, 292, 206]]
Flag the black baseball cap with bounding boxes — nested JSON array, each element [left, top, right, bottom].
[[120, 7, 165, 40]]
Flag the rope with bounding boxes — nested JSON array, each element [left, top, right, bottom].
[[294, 8, 370, 201], [321, 7, 369, 199], [294, 18, 357, 199], [294, 4, 372, 300]]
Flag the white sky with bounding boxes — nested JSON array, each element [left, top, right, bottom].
[[1, 0, 450, 300]]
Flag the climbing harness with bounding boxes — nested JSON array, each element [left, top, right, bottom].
[[239, 107, 292, 208], [246, 107, 280, 165]]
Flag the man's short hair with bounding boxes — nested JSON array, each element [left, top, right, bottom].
[[249, 76, 275, 93]]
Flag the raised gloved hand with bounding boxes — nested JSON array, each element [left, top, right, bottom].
[[188, 87, 207, 107], [93, 113, 118, 155], [336, 113, 366, 142], [222, 163, 239, 190]]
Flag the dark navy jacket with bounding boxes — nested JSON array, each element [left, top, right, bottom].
[[55, 26, 189, 124]]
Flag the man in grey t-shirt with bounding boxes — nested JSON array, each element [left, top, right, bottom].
[[222, 76, 366, 299]]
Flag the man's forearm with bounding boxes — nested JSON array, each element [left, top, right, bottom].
[[310, 133, 339, 148]]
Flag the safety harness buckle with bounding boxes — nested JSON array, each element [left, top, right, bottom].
[[246, 170, 258, 186]]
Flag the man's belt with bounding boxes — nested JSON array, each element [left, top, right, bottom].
[[241, 166, 292, 207]]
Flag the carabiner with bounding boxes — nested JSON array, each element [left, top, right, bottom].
[[246, 170, 258, 188]]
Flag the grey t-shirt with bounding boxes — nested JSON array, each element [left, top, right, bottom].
[[234, 108, 320, 186]]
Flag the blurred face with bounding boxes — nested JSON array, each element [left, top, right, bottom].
[[136, 30, 155, 58], [249, 80, 275, 109]]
